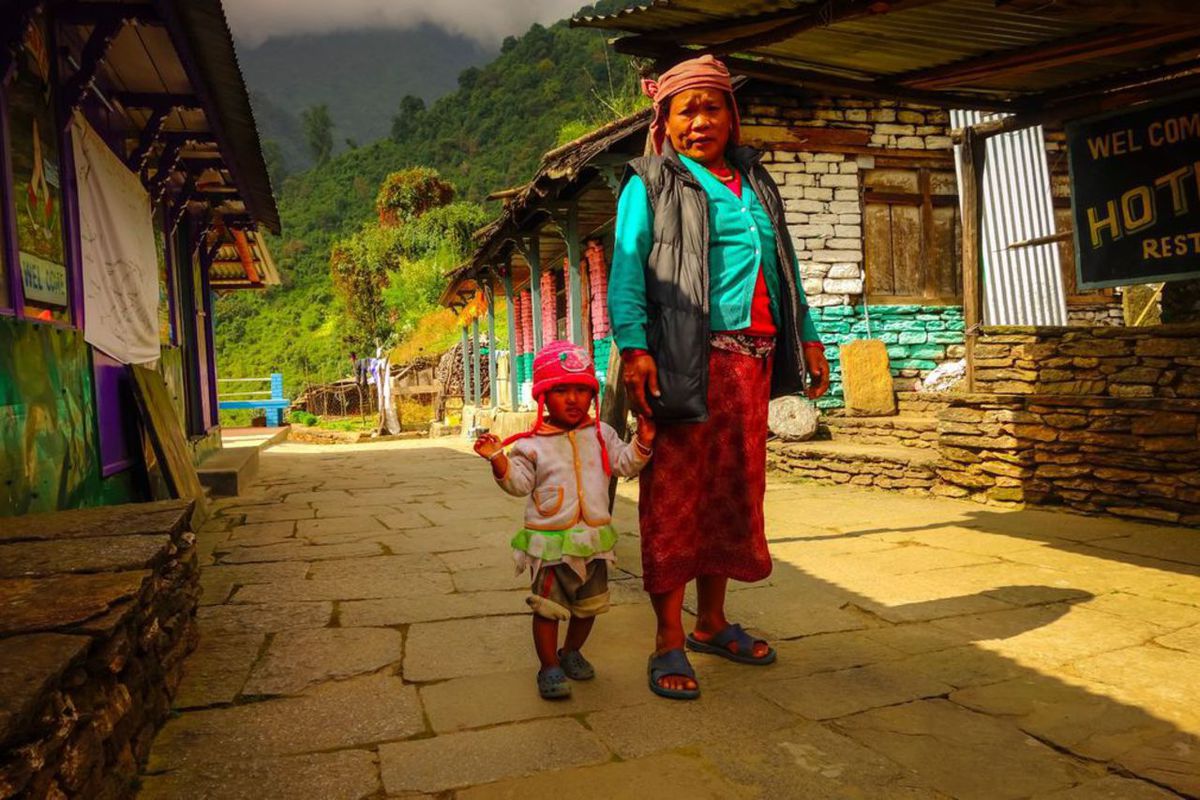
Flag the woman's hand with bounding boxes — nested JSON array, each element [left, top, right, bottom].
[[621, 349, 660, 418], [473, 433, 502, 460], [804, 347, 831, 400], [636, 415, 656, 449]]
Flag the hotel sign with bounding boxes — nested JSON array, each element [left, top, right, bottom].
[[1067, 95, 1200, 289], [19, 251, 68, 306]]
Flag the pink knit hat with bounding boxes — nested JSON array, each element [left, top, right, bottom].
[[504, 341, 611, 475]]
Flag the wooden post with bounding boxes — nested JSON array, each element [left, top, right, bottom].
[[503, 271, 519, 410], [960, 126, 987, 393], [471, 317, 482, 407], [525, 236, 544, 351], [460, 325, 472, 407], [486, 275, 499, 409], [565, 206, 585, 345]]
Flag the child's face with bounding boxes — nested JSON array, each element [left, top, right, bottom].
[[544, 384, 594, 428]]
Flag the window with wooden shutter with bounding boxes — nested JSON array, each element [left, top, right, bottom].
[[863, 167, 962, 305]]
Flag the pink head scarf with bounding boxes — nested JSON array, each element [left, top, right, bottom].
[[641, 54, 742, 157]]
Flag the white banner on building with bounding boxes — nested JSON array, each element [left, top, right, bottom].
[[73, 113, 159, 366]]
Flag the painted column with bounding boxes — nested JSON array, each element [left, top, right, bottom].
[[471, 316, 481, 407], [540, 268, 557, 344], [526, 236, 544, 351], [519, 288, 534, 405], [503, 272, 518, 411], [485, 277, 499, 409], [460, 324, 472, 406], [565, 206, 584, 345]]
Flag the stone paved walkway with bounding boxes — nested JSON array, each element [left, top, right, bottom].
[[140, 439, 1200, 799]]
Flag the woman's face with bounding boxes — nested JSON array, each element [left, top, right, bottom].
[[666, 88, 732, 166]]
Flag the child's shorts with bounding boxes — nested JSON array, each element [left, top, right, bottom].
[[527, 560, 610, 620]]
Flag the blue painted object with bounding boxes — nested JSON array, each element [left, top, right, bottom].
[[218, 372, 289, 425]]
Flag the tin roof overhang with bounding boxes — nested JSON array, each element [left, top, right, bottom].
[[574, 0, 1200, 116]]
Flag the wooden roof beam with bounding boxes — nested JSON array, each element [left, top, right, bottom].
[[720, 56, 1017, 112], [614, 0, 945, 60], [898, 25, 1200, 90], [129, 105, 172, 172], [63, 16, 125, 117], [115, 91, 199, 110], [56, 3, 159, 27]]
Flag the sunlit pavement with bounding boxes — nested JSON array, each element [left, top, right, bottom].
[[138, 438, 1200, 799]]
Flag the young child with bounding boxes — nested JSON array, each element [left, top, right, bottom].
[[474, 341, 655, 699]]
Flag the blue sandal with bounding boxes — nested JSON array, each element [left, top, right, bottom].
[[537, 666, 571, 700], [647, 648, 700, 700], [558, 649, 595, 681], [686, 623, 776, 665]]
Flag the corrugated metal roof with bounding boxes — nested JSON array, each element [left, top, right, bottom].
[[575, 0, 1200, 106]]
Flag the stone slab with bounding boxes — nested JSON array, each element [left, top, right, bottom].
[[587, 688, 798, 760], [1032, 776, 1176, 799], [0, 571, 148, 635], [378, 717, 609, 794], [338, 591, 523, 627], [456, 752, 752, 800], [231, 572, 454, 604], [295, 516, 385, 538], [305, 553, 448, 582], [139, 750, 379, 800], [0, 633, 90, 748], [174, 632, 265, 709], [147, 673, 423, 770], [404, 616, 534, 682], [0, 535, 170, 578], [1155, 624, 1200, 654], [841, 339, 897, 416], [698, 721, 951, 800], [951, 677, 1176, 763], [216, 540, 383, 565], [242, 627, 403, 696], [196, 602, 333, 635], [757, 660, 953, 721], [835, 699, 1092, 800], [198, 562, 309, 606], [0, 499, 190, 542]]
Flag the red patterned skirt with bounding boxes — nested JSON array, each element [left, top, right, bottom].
[[638, 345, 773, 594]]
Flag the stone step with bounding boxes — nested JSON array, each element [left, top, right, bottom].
[[896, 391, 955, 415], [767, 439, 939, 494], [196, 446, 260, 497], [821, 414, 939, 449]]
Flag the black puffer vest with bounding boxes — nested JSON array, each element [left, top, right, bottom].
[[622, 143, 811, 423]]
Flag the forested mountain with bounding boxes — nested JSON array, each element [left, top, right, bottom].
[[238, 27, 495, 172], [215, 1, 644, 391]]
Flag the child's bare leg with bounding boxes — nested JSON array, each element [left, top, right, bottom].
[[532, 616, 560, 669], [692, 575, 769, 658], [562, 615, 595, 652], [649, 585, 697, 691]]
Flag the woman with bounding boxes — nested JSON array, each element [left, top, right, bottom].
[[608, 55, 830, 700]]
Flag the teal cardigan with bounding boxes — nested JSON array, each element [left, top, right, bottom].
[[609, 153, 822, 351]]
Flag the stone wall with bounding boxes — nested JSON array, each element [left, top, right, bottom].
[[768, 441, 937, 494], [740, 91, 953, 309], [0, 500, 199, 799], [935, 394, 1200, 525], [811, 306, 965, 407], [972, 324, 1200, 399]]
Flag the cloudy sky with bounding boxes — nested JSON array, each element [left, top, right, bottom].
[[223, 0, 591, 46]]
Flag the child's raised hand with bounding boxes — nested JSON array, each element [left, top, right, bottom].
[[636, 415, 656, 447], [474, 433, 502, 460]]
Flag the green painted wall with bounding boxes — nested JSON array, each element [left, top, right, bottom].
[[810, 305, 965, 408], [0, 318, 142, 516]]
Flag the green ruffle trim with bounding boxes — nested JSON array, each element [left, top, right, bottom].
[[510, 525, 618, 562]]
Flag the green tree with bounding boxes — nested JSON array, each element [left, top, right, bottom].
[[390, 95, 426, 143], [301, 104, 334, 164], [375, 167, 454, 227], [261, 139, 288, 190]]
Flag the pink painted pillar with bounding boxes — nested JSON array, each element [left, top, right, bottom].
[[540, 268, 557, 343]]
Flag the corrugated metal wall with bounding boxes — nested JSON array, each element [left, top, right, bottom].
[[952, 110, 1068, 326]]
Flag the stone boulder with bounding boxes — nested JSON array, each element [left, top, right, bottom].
[[768, 396, 820, 441]]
